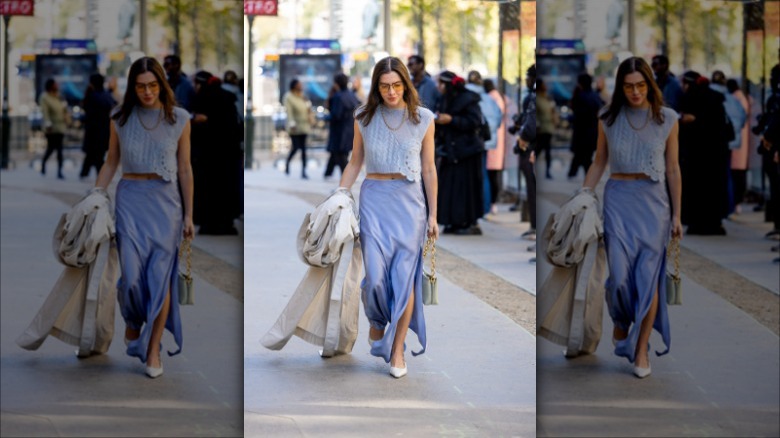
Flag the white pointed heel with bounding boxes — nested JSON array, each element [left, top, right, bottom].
[[633, 363, 651, 379], [389, 364, 407, 379], [145, 360, 163, 378]]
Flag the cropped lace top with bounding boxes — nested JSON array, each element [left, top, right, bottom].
[[114, 106, 190, 181], [602, 106, 678, 182], [357, 105, 435, 182]]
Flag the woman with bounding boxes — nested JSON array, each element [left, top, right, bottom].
[[727, 78, 751, 214], [581, 57, 682, 378], [435, 71, 485, 235], [39, 78, 68, 179], [95, 57, 194, 378], [284, 79, 314, 179], [338, 56, 438, 378], [484, 79, 508, 212]]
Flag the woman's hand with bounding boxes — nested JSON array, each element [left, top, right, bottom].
[[427, 216, 439, 240], [435, 113, 452, 124], [671, 216, 683, 239], [183, 216, 195, 240]]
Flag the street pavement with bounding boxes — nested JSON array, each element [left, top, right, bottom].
[[243, 152, 537, 438], [536, 152, 780, 437], [0, 162, 243, 437]]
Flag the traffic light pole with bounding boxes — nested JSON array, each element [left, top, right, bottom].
[[1, 15, 11, 170]]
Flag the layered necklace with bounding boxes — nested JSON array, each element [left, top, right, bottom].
[[138, 106, 164, 131], [380, 105, 406, 131], [625, 106, 651, 131]]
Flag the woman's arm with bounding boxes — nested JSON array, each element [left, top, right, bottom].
[[582, 120, 609, 189], [177, 120, 195, 239], [338, 120, 365, 190], [420, 121, 439, 240], [95, 120, 121, 189], [665, 121, 683, 238]]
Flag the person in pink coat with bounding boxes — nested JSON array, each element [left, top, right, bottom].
[[727, 79, 751, 214], [484, 79, 507, 215]]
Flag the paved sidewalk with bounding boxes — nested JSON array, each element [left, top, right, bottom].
[[536, 153, 780, 437], [243, 160, 536, 438], [0, 166, 243, 437]]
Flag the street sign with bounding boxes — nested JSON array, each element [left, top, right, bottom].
[[294, 39, 341, 51], [0, 0, 34, 16], [244, 0, 277, 17]]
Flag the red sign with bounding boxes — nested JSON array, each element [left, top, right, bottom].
[[0, 0, 35, 16], [244, 0, 277, 17]]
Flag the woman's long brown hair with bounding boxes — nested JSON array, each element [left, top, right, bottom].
[[112, 56, 177, 126], [600, 56, 665, 127], [355, 56, 421, 126]]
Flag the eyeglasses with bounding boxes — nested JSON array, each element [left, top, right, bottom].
[[378, 82, 404, 94], [622, 81, 648, 93], [135, 81, 160, 92]]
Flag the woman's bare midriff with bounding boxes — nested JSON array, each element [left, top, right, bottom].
[[610, 172, 650, 181], [366, 173, 405, 180], [122, 172, 163, 180]]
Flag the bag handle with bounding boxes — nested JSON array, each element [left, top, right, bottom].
[[423, 236, 436, 279], [667, 236, 680, 280], [179, 238, 192, 278]]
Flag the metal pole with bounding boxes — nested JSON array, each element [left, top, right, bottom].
[[1, 15, 11, 170], [245, 14, 255, 169], [384, 0, 391, 53], [628, 0, 635, 53], [140, 0, 148, 53], [741, 1, 748, 94], [498, 2, 504, 96]]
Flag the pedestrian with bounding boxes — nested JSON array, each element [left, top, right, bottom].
[[710, 71, 746, 215], [651, 55, 683, 112], [567, 73, 603, 179], [435, 70, 486, 235], [283, 78, 314, 179], [39, 78, 68, 179], [515, 65, 537, 241], [582, 56, 681, 378], [465, 70, 503, 215], [94, 56, 194, 378], [758, 63, 780, 241], [536, 78, 556, 180], [163, 55, 196, 112], [222, 70, 244, 121], [407, 55, 441, 111], [338, 56, 438, 378], [79, 73, 116, 180], [726, 78, 751, 214], [484, 78, 509, 214], [190, 71, 242, 235], [324, 73, 360, 179], [679, 71, 731, 235]]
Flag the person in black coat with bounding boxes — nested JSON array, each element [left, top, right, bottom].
[[191, 71, 243, 235], [679, 71, 731, 235], [434, 70, 485, 235], [80, 73, 116, 179], [568, 73, 604, 178], [324, 73, 360, 179]]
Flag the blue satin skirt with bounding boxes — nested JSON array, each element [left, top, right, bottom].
[[603, 178, 671, 363], [360, 179, 427, 363], [115, 179, 183, 363]]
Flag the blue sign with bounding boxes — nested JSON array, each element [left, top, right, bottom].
[[294, 39, 340, 51], [50, 39, 97, 51], [538, 39, 585, 52]]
